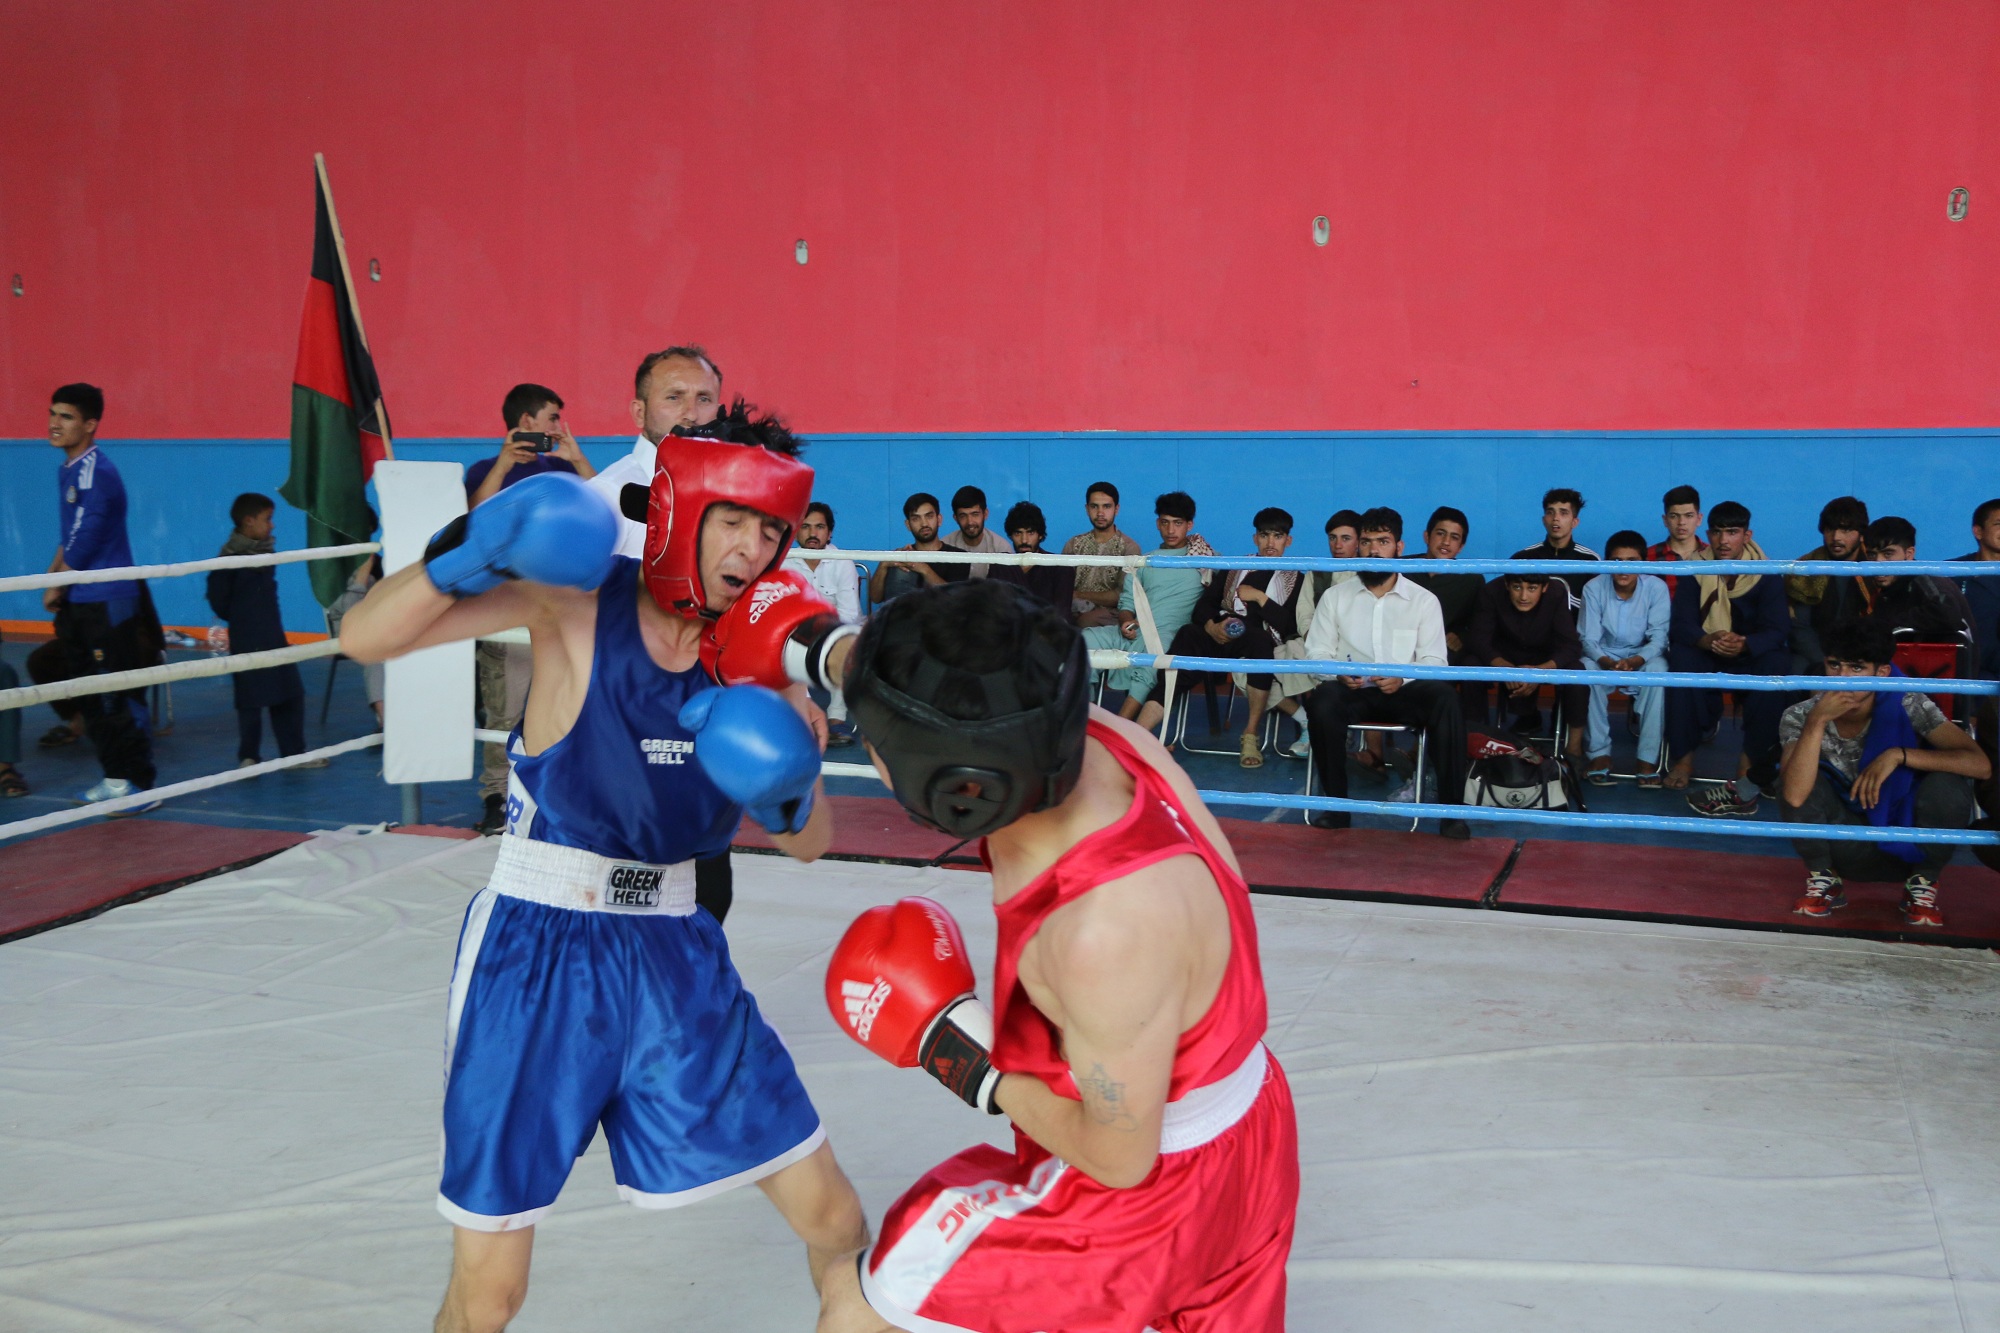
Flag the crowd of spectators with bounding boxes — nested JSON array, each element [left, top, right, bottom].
[[13, 359, 1997, 931], [829, 478, 1997, 926]]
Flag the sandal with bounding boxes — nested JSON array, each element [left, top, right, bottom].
[[1238, 732, 1264, 769], [0, 765, 27, 798]]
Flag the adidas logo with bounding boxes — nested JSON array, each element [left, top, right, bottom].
[[841, 976, 892, 1041], [746, 581, 799, 624]]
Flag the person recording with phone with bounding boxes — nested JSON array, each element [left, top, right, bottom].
[[465, 383, 596, 832], [465, 383, 596, 509]]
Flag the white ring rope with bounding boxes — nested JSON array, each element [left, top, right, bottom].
[[0, 542, 381, 596], [0, 734, 384, 845], [0, 640, 345, 713]]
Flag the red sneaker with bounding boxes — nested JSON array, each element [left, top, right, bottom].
[[1793, 871, 1846, 918], [1902, 875, 1943, 929]]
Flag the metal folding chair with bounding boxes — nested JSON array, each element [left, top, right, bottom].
[[1302, 723, 1428, 831]]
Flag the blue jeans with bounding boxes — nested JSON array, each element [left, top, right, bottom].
[[1584, 654, 1665, 766]]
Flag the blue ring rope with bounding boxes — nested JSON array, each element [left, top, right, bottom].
[[1190, 789, 2000, 846], [1123, 654, 1997, 696], [1148, 555, 2000, 578]]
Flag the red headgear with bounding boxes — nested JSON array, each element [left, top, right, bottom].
[[641, 435, 815, 620]]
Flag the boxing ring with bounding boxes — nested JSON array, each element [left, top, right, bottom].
[[4, 504, 2000, 1329], [4, 833, 1997, 1330]]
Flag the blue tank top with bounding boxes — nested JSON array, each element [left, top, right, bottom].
[[504, 558, 739, 863]]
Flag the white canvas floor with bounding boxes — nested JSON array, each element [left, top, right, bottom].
[[2, 829, 1997, 1331]]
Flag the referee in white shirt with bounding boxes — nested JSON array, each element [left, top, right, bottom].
[[1301, 507, 1470, 838], [782, 502, 862, 744], [587, 346, 725, 557]]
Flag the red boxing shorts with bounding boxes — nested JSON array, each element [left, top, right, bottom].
[[859, 1044, 1299, 1333]]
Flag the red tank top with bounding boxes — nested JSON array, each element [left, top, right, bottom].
[[984, 720, 1268, 1103]]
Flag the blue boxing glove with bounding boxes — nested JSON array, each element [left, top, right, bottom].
[[680, 686, 821, 836], [424, 472, 618, 598]]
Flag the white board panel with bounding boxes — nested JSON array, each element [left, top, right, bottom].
[[374, 461, 474, 785]]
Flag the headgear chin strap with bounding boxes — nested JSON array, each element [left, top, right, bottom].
[[845, 591, 1090, 840], [637, 425, 814, 621]]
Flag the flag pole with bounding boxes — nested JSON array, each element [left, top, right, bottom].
[[312, 152, 395, 459]]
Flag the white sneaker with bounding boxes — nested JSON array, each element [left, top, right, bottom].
[[79, 777, 162, 816], [1283, 735, 1311, 761], [1387, 779, 1417, 802], [238, 758, 261, 769]]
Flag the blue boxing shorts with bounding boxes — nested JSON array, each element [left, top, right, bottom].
[[437, 837, 824, 1231]]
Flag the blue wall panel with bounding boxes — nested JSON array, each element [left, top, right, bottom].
[[3, 431, 1994, 633]]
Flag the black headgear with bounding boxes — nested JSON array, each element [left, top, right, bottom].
[[844, 583, 1089, 839]]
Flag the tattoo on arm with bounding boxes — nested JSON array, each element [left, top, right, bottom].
[[1076, 1063, 1140, 1132]]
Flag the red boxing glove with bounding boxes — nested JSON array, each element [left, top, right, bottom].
[[702, 570, 855, 692], [826, 897, 1003, 1113]]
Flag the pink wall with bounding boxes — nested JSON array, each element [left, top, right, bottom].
[[2, 0, 1994, 438]]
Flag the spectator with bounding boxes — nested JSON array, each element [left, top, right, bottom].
[[468, 384, 591, 832], [1300, 507, 1468, 837], [1859, 517, 1976, 658], [1953, 498, 2000, 805], [207, 493, 316, 770], [1784, 495, 1870, 672], [587, 346, 724, 558], [1955, 499, 2000, 680], [0, 631, 24, 796], [870, 493, 959, 606], [44, 383, 158, 810], [1777, 620, 1987, 928], [1465, 572, 1588, 764], [1646, 485, 1707, 593], [1580, 530, 1670, 786], [989, 501, 1077, 623], [465, 383, 596, 508], [783, 501, 862, 746], [1668, 501, 1791, 815], [1083, 492, 1205, 731], [1406, 505, 1486, 721], [1060, 482, 1143, 627], [1158, 508, 1303, 767], [941, 485, 1012, 578], [1513, 487, 1599, 612], [327, 554, 385, 728], [1301, 509, 1363, 613]]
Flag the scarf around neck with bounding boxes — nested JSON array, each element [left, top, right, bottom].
[[1691, 540, 1767, 637], [220, 531, 275, 558]]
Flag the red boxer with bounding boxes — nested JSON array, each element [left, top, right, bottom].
[[813, 580, 1300, 1333]]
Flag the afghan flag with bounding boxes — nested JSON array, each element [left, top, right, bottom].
[[280, 156, 391, 608]]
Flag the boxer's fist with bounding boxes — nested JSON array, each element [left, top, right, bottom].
[[679, 686, 820, 835], [826, 897, 1003, 1113], [424, 473, 618, 598], [703, 571, 856, 692]]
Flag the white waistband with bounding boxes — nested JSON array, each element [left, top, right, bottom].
[[1157, 1042, 1270, 1153], [487, 834, 698, 915]]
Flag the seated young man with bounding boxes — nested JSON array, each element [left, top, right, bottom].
[[1857, 516, 1978, 667], [1079, 491, 1207, 729], [1151, 507, 1302, 768], [1666, 501, 1791, 815], [1783, 495, 1869, 673], [1405, 505, 1487, 722], [1463, 572, 1588, 765], [1300, 507, 1468, 837], [988, 500, 1076, 621], [1777, 621, 1988, 927], [1579, 530, 1671, 785]]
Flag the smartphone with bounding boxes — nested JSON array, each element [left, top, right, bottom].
[[510, 431, 557, 453]]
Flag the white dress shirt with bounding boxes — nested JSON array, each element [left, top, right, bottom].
[[782, 542, 861, 623], [584, 435, 658, 559], [1303, 574, 1448, 684]]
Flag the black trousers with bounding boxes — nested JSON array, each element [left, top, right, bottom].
[[1304, 680, 1468, 820], [1149, 623, 1278, 702], [1780, 770, 1973, 881], [1665, 641, 1788, 787], [0, 659, 19, 764], [58, 601, 156, 787], [237, 697, 306, 761], [696, 852, 733, 923], [26, 637, 84, 724]]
